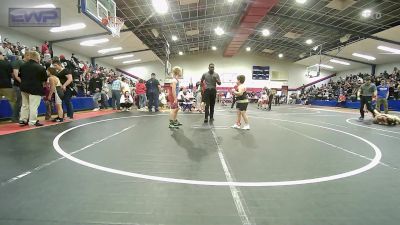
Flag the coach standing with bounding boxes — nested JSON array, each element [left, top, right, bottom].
[[19, 51, 47, 126], [201, 63, 221, 123]]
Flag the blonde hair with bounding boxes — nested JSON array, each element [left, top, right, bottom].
[[172, 66, 182, 78], [29, 51, 40, 62], [24, 51, 31, 61]]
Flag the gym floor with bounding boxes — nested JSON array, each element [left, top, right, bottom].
[[0, 105, 399, 225]]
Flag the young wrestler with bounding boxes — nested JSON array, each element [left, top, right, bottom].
[[46, 67, 64, 122], [372, 109, 400, 126], [168, 66, 183, 129], [231, 75, 250, 130]]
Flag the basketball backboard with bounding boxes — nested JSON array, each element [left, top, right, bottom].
[[306, 64, 320, 78], [79, 0, 116, 33]]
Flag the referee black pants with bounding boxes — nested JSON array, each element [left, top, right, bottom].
[[204, 88, 217, 119], [360, 96, 375, 118]]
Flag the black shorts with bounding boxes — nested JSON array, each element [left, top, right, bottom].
[[236, 102, 248, 111]]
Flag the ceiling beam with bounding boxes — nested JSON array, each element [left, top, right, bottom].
[[93, 49, 151, 59], [248, 38, 307, 53], [149, 37, 230, 50], [131, 11, 239, 31], [321, 54, 375, 66], [49, 12, 238, 44], [50, 32, 110, 43], [269, 13, 400, 46]]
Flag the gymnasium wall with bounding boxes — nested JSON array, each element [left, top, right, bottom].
[[0, 26, 115, 69], [334, 62, 399, 81], [119, 53, 332, 89]]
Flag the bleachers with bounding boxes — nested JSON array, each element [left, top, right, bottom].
[[310, 100, 400, 111], [0, 98, 95, 119]]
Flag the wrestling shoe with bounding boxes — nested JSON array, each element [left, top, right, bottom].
[[169, 123, 179, 129], [231, 123, 241, 129], [241, 124, 250, 130], [174, 120, 183, 126]]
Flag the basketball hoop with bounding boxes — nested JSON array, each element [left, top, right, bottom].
[[102, 16, 124, 37]]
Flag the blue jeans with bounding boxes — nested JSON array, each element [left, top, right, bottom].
[[63, 88, 74, 118], [148, 92, 159, 111], [139, 94, 147, 109], [111, 90, 121, 109], [13, 86, 22, 122]]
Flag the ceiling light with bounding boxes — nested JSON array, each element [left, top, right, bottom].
[[98, 47, 122, 54], [172, 35, 178, 41], [278, 53, 283, 58], [50, 23, 86, 32], [215, 27, 225, 36], [123, 59, 141, 64], [330, 59, 350, 65], [228, 0, 235, 2], [352, 53, 376, 60], [314, 64, 334, 69], [296, 0, 307, 4], [262, 29, 271, 36], [246, 47, 251, 52], [34, 4, 56, 8], [312, 45, 319, 51], [80, 38, 109, 46], [211, 46, 217, 51], [178, 51, 183, 55], [305, 39, 313, 45], [113, 54, 134, 60], [152, 0, 168, 14], [361, 9, 372, 18], [377, 46, 400, 54]]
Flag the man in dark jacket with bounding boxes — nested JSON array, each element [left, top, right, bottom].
[[146, 73, 161, 112], [19, 51, 47, 126]]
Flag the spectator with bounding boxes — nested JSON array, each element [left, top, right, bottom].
[[136, 79, 147, 111], [121, 77, 130, 94], [19, 51, 47, 126], [159, 89, 167, 109], [146, 73, 161, 112], [0, 52, 16, 122], [111, 76, 122, 110], [89, 73, 107, 111], [41, 41, 49, 55], [53, 59, 74, 119], [11, 53, 26, 122], [120, 91, 134, 111], [376, 79, 389, 114]]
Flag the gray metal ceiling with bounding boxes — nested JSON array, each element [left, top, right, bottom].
[[115, 0, 400, 61]]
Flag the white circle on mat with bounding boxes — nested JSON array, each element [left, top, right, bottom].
[[53, 115, 382, 187]]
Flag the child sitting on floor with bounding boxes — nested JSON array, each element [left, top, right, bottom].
[[120, 91, 134, 111]]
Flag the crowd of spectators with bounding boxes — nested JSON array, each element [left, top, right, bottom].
[[0, 37, 138, 124], [300, 67, 400, 104]]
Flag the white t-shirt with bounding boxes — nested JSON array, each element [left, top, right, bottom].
[[159, 92, 167, 104], [120, 95, 133, 103], [121, 81, 130, 93]]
